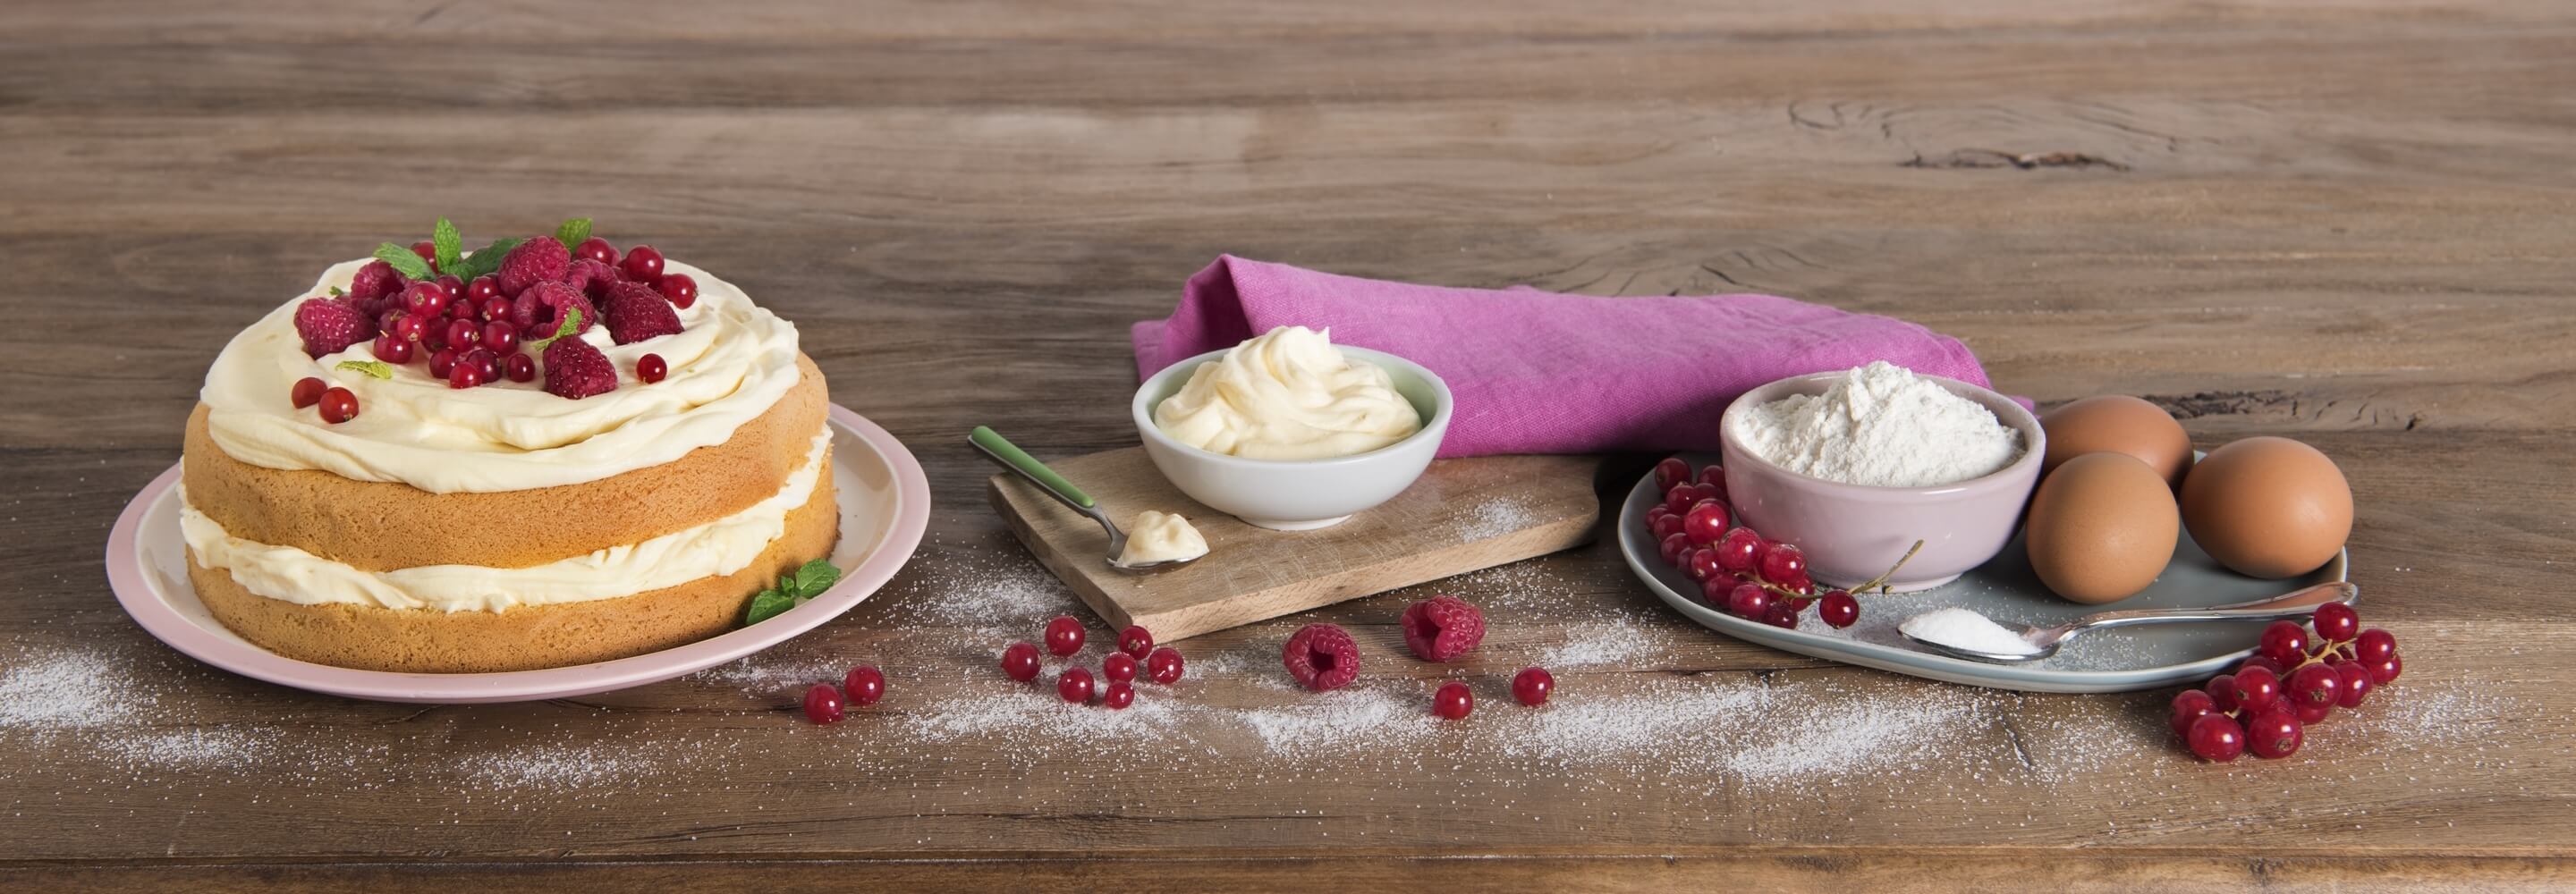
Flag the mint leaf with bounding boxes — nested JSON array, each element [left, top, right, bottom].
[[448, 237, 522, 282], [787, 560, 841, 598], [327, 285, 345, 297], [432, 217, 463, 273], [373, 243, 433, 281], [335, 359, 394, 380], [555, 218, 592, 249], [527, 306, 583, 350], [741, 588, 796, 626]]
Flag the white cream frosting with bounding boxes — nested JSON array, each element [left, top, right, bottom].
[[200, 258, 802, 493], [1117, 510, 1208, 566], [181, 428, 833, 613], [1152, 325, 1421, 460]]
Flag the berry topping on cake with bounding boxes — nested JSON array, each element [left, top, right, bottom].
[[1399, 595, 1486, 662], [574, 236, 620, 267], [347, 259, 402, 303], [660, 273, 699, 309], [638, 353, 667, 384], [512, 282, 596, 340], [560, 257, 619, 299], [1283, 623, 1360, 692], [541, 336, 619, 400], [290, 376, 327, 409], [318, 387, 360, 424], [620, 244, 665, 283], [496, 235, 571, 297], [504, 352, 536, 383], [602, 281, 683, 344], [293, 298, 377, 358]]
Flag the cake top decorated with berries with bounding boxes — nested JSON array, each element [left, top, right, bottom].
[[198, 219, 804, 494]]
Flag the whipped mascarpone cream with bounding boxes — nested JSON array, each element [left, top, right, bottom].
[[181, 428, 834, 612], [1152, 325, 1420, 460], [200, 258, 801, 493], [1117, 510, 1208, 566]]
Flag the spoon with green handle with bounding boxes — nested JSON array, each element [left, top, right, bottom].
[[970, 426, 1199, 572]]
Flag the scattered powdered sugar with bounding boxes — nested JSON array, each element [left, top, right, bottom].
[[99, 727, 278, 771], [904, 682, 1197, 753], [1241, 685, 1432, 755], [1487, 679, 1766, 762], [0, 647, 141, 730], [1898, 607, 2039, 656], [1454, 498, 1540, 541], [1535, 618, 1658, 668], [688, 653, 847, 696], [877, 539, 1083, 628], [1732, 360, 2022, 487], [467, 743, 673, 789]]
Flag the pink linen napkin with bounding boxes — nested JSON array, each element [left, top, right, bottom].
[[1132, 255, 1999, 459]]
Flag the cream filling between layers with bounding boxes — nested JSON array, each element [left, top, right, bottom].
[[180, 428, 834, 613], [200, 258, 802, 494]]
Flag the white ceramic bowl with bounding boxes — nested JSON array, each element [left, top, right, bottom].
[[1132, 346, 1453, 530]]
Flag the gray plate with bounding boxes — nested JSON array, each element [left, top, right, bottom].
[[1619, 452, 2350, 693]]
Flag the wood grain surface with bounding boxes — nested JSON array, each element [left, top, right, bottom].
[[4, 0, 2573, 890], [989, 450, 1600, 640]]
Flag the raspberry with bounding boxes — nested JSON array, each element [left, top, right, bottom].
[[512, 282, 597, 340], [1282, 623, 1360, 692], [496, 235, 571, 297], [1399, 595, 1486, 662], [560, 257, 618, 299], [541, 336, 618, 400], [347, 259, 402, 302], [292, 298, 377, 358], [600, 281, 682, 344]]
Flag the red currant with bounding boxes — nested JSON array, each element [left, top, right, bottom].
[[2258, 620, 2309, 667], [2366, 654, 2402, 685], [1695, 464, 1728, 490], [1682, 500, 1731, 544], [1432, 680, 1473, 720], [1665, 482, 1716, 516], [435, 274, 464, 301], [1118, 625, 1154, 659], [576, 237, 620, 267], [1000, 641, 1041, 681], [1818, 590, 1860, 628], [1759, 603, 1800, 629], [2334, 661, 2374, 707], [1102, 652, 1138, 683], [2311, 603, 2360, 643], [801, 683, 844, 724], [2186, 713, 2246, 762], [463, 348, 500, 383], [291, 376, 327, 409], [1757, 541, 1806, 585], [447, 358, 487, 389], [2206, 674, 2241, 713], [1725, 582, 1771, 620], [479, 295, 513, 323], [372, 334, 414, 364], [410, 240, 438, 266], [2296, 699, 2333, 724], [1658, 532, 1690, 565], [318, 387, 359, 424], [402, 282, 449, 318], [843, 666, 885, 706], [1044, 616, 1086, 656], [445, 317, 482, 350], [1056, 667, 1095, 704], [620, 244, 665, 283], [2243, 708, 2303, 759], [481, 321, 518, 355], [2236, 654, 2286, 678], [1684, 548, 1720, 582], [2170, 688, 2218, 738], [2354, 628, 2397, 664], [1652, 457, 1692, 492], [393, 313, 429, 343], [1713, 527, 1762, 575], [660, 273, 699, 309], [1649, 512, 1685, 542], [467, 275, 500, 303], [1102, 680, 1135, 710], [1145, 646, 1184, 685], [1511, 667, 1554, 706], [639, 353, 668, 384], [2230, 665, 2282, 713], [505, 352, 536, 383], [2287, 662, 2343, 710], [428, 348, 459, 378]]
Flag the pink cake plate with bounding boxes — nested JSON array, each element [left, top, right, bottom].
[[103, 403, 930, 704]]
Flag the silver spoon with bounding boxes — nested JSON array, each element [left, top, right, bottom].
[[970, 426, 1199, 573], [1901, 581, 2359, 664]]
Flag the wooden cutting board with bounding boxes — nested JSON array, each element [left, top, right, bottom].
[[987, 448, 1601, 641]]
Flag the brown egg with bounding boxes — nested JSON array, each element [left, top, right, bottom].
[[2025, 452, 2180, 603], [2040, 395, 2194, 487], [2182, 436, 2352, 578]]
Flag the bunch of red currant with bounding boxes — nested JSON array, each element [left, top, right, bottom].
[[1645, 457, 1912, 630], [2169, 602, 2405, 762]]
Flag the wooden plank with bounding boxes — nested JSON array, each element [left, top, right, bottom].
[[987, 449, 1599, 639]]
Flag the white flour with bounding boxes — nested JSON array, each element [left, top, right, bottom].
[[1732, 361, 2021, 487]]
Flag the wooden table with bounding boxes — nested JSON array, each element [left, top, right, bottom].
[[4, 1, 2572, 890]]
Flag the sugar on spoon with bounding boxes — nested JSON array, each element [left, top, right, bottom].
[[1900, 581, 2359, 664]]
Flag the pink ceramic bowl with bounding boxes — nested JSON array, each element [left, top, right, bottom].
[[1717, 372, 2045, 592]]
